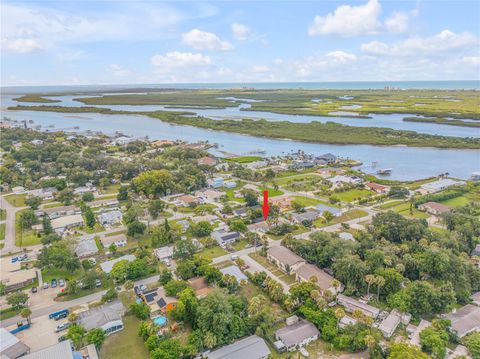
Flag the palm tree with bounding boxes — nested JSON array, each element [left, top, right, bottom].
[[20, 308, 32, 324], [375, 275, 386, 300], [365, 274, 375, 298], [331, 279, 341, 296], [364, 334, 376, 351]]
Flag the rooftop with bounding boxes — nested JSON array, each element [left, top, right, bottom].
[[100, 254, 136, 274], [206, 335, 271, 359], [267, 246, 305, 267], [22, 340, 74, 359], [444, 304, 480, 337], [77, 300, 124, 331], [295, 263, 336, 290], [275, 319, 320, 347], [220, 265, 248, 283]]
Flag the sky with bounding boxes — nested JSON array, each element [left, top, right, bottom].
[[1, 0, 479, 86]]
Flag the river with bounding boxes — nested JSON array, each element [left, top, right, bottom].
[[1, 94, 479, 181]]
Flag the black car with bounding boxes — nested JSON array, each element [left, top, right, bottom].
[[54, 312, 68, 321], [31, 287, 37, 293], [58, 335, 67, 342]]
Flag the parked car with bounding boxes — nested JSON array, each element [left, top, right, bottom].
[[55, 322, 71, 332], [58, 335, 68, 342], [43, 282, 49, 289], [58, 279, 65, 287], [51, 279, 57, 288], [54, 312, 68, 321], [88, 258, 97, 265], [31, 287, 37, 293], [230, 255, 239, 261], [95, 279, 102, 288], [11, 257, 18, 263]]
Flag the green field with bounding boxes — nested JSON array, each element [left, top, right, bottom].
[[0, 209, 6, 221], [387, 202, 430, 219], [334, 188, 374, 202], [224, 156, 262, 163], [314, 209, 368, 228], [100, 315, 149, 359], [291, 196, 332, 208], [4, 194, 27, 207], [41, 268, 83, 283], [0, 223, 5, 241], [194, 245, 227, 261]]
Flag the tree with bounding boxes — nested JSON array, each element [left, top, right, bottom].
[[130, 302, 150, 320], [173, 288, 198, 326], [20, 307, 32, 324], [7, 292, 29, 310], [323, 211, 334, 222], [221, 274, 239, 293], [190, 221, 213, 237], [124, 280, 134, 290], [387, 343, 429, 359], [229, 219, 247, 233], [67, 325, 85, 349], [132, 169, 175, 197], [164, 280, 189, 297], [242, 189, 258, 207], [19, 209, 37, 230], [292, 200, 305, 213], [41, 232, 61, 245], [38, 241, 80, 271], [57, 188, 75, 205], [85, 328, 106, 348], [375, 275, 386, 300], [25, 196, 41, 209], [42, 213, 53, 235], [84, 206, 96, 228], [101, 288, 118, 303], [82, 192, 95, 202], [150, 339, 183, 359], [109, 260, 130, 282], [463, 332, 480, 359], [148, 199, 165, 219], [365, 274, 375, 298], [117, 185, 129, 201], [127, 220, 146, 236], [388, 187, 409, 199], [419, 323, 449, 359], [159, 269, 173, 285]]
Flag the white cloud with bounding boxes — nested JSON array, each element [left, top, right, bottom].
[[1, 38, 43, 54], [251, 65, 270, 73], [462, 56, 480, 66], [231, 23, 251, 40], [325, 51, 357, 63], [384, 12, 409, 33], [181, 29, 233, 51], [108, 64, 132, 77], [362, 30, 479, 56], [308, 0, 381, 36], [151, 51, 212, 68]]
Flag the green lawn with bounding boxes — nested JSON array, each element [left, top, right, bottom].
[[261, 186, 284, 197], [390, 202, 430, 219], [224, 156, 262, 163], [249, 253, 297, 285], [314, 209, 368, 228], [333, 189, 374, 202], [232, 239, 250, 251], [42, 268, 83, 283], [100, 315, 149, 359], [5, 194, 27, 207], [0, 209, 6, 220], [42, 202, 65, 209], [194, 245, 227, 260], [0, 307, 20, 321], [377, 200, 404, 209], [15, 213, 41, 247], [0, 223, 5, 241], [273, 173, 319, 186], [439, 195, 472, 207], [291, 195, 332, 208], [82, 223, 106, 234], [102, 184, 121, 194]]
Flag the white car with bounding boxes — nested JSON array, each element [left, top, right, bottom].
[[230, 255, 239, 261]]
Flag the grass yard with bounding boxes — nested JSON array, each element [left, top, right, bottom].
[[102, 184, 121, 194], [261, 186, 284, 197], [391, 202, 430, 219], [232, 239, 250, 251], [291, 195, 332, 208], [224, 156, 262, 163], [100, 315, 149, 359], [194, 245, 227, 261], [42, 268, 83, 283], [376, 200, 404, 209], [333, 189, 374, 202], [314, 209, 368, 228], [42, 202, 65, 209], [0, 307, 21, 321], [249, 253, 297, 285], [5, 194, 27, 207], [0, 209, 6, 220], [82, 223, 106, 234], [0, 223, 5, 241], [15, 210, 41, 246]]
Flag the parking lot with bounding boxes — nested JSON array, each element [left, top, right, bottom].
[[12, 314, 68, 352]]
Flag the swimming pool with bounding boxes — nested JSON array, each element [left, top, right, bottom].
[[152, 316, 167, 327]]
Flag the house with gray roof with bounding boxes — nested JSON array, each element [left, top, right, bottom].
[[274, 318, 320, 352], [444, 304, 480, 338], [77, 300, 125, 335], [100, 254, 136, 274], [420, 178, 466, 193], [98, 209, 123, 227], [337, 294, 380, 318], [75, 238, 98, 258], [220, 265, 248, 283], [206, 335, 270, 359], [292, 210, 320, 224], [267, 246, 305, 273], [211, 230, 240, 247], [378, 310, 402, 338], [21, 341, 79, 359], [0, 328, 30, 359], [295, 263, 341, 293]]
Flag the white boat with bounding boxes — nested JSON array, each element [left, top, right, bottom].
[[377, 168, 393, 175]]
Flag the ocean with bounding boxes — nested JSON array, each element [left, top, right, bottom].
[[1, 80, 479, 94]]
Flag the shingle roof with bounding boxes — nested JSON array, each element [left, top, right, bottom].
[[207, 335, 270, 359], [22, 340, 74, 359], [78, 300, 124, 331], [267, 246, 305, 267], [275, 319, 319, 347], [295, 263, 336, 290], [445, 304, 480, 337]]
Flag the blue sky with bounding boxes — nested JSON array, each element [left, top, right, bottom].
[[1, 0, 479, 85]]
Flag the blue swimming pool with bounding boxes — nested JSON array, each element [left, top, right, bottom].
[[152, 316, 167, 327]]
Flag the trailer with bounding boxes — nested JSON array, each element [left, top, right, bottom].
[[10, 322, 30, 334], [48, 308, 69, 319]]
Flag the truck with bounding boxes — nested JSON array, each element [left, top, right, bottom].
[[48, 308, 69, 320]]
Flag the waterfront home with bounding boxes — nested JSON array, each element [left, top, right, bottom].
[[77, 300, 125, 336], [0, 328, 31, 358], [220, 265, 248, 283], [75, 238, 99, 258], [206, 335, 271, 359], [267, 246, 305, 273], [290, 161, 315, 170], [336, 294, 380, 318], [101, 234, 128, 248], [98, 209, 123, 227], [317, 153, 337, 164], [274, 318, 320, 352], [365, 182, 390, 194], [420, 178, 466, 193], [291, 210, 320, 224], [418, 201, 451, 215], [295, 263, 341, 293], [141, 287, 177, 314], [212, 230, 240, 247], [100, 254, 136, 274], [444, 304, 480, 338], [197, 156, 217, 166], [51, 214, 84, 234]]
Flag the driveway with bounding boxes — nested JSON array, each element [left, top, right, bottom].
[[0, 195, 25, 254], [241, 253, 290, 293]]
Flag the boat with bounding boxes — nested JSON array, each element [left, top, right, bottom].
[[377, 168, 393, 175], [246, 148, 267, 155]]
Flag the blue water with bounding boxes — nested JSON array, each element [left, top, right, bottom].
[[1, 80, 479, 94], [153, 316, 167, 326]]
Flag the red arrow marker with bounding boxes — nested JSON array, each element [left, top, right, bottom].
[[262, 190, 269, 221]]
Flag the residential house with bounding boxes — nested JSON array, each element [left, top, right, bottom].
[[206, 335, 271, 359], [270, 197, 294, 212], [246, 160, 268, 169], [154, 246, 174, 263], [176, 194, 200, 207], [274, 318, 320, 352], [472, 244, 480, 257], [89, 199, 120, 208], [111, 136, 134, 146], [328, 175, 363, 186], [207, 177, 224, 188], [77, 300, 125, 336], [51, 214, 84, 233], [339, 232, 355, 241], [176, 220, 190, 231], [74, 186, 96, 195], [316, 168, 341, 178], [365, 182, 390, 194], [247, 221, 270, 233], [187, 277, 213, 299], [141, 287, 177, 314], [295, 263, 341, 294], [26, 187, 57, 200], [30, 139, 44, 145], [0, 328, 30, 358], [75, 238, 99, 258], [267, 246, 305, 273], [197, 156, 217, 166], [98, 210, 123, 227], [317, 153, 337, 164], [220, 265, 248, 283], [11, 186, 26, 194], [471, 292, 480, 306], [418, 202, 451, 216], [378, 310, 402, 338], [35, 205, 80, 219], [1, 260, 37, 293], [291, 210, 320, 224], [192, 214, 218, 224], [336, 294, 380, 318], [211, 230, 240, 247], [444, 304, 480, 338], [224, 180, 236, 189], [420, 179, 466, 194], [290, 161, 315, 170], [339, 316, 357, 329], [315, 204, 343, 217], [446, 345, 471, 359], [151, 139, 175, 147], [195, 189, 224, 202], [100, 254, 136, 274], [21, 340, 98, 359], [101, 234, 128, 248]]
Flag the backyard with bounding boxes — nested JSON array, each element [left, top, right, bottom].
[[314, 209, 369, 228]]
